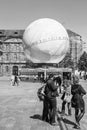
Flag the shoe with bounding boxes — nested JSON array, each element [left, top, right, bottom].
[[61, 112, 65, 116], [61, 110, 65, 116], [51, 122, 59, 126], [76, 121, 80, 126], [74, 125, 80, 129], [74, 122, 80, 129]]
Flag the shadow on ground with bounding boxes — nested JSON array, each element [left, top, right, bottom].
[[30, 114, 42, 120], [63, 118, 75, 126]]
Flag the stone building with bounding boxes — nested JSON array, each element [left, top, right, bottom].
[[0, 30, 26, 76], [67, 29, 83, 69], [0, 29, 83, 76]]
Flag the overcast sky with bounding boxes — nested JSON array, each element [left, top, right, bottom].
[[0, 0, 87, 42]]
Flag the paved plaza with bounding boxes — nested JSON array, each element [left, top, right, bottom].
[[0, 78, 87, 130]]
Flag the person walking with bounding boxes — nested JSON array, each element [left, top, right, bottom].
[[14, 75, 19, 86], [11, 74, 15, 86], [71, 76, 86, 129]]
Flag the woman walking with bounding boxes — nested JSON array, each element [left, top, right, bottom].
[[71, 76, 86, 129]]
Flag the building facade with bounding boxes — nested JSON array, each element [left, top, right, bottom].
[[0, 30, 26, 76], [67, 30, 83, 69], [0, 29, 84, 76]]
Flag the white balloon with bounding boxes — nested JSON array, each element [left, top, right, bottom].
[[23, 18, 69, 63]]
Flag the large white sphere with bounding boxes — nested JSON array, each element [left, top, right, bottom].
[[23, 18, 69, 63]]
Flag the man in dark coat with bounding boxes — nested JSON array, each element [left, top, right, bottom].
[[42, 74, 54, 122], [71, 76, 86, 129], [42, 74, 59, 125]]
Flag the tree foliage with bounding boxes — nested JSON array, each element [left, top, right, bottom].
[[59, 52, 74, 68], [78, 51, 87, 71]]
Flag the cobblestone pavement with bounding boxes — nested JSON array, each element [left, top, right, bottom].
[[0, 80, 61, 130], [0, 79, 86, 130]]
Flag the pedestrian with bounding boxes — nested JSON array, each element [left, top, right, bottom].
[[42, 74, 53, 123], [71, 76, 86, 129], [14, 75, 19, 86], [61, 80, 72, 116], [11, 74, 15, 86], [33, 75, 37, 82], [42, 74, 59, 125], [54, 75, 62, 94]]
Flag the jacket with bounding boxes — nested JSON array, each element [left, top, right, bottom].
[[71, 83, 86, 109], [44, 79, 59, 99]]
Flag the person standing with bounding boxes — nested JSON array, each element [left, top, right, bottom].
[[42, 74, 54, 123], [55, 75, 62, 94], [71, 76, 86, 129], [42, 74, 59, 125], [61, 80, 72, 116]]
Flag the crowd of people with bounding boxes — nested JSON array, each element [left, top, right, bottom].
[[38, 73, 86, 129]]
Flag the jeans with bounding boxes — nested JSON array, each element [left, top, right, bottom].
[[48, 98, 57, 123]]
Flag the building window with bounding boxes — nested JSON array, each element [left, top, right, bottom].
[[10, 44, 16, 52], [0, 44, 2, 49], [16, 44, 20, 52], [6, 44, 9, 52], [14, 53, 17, 61], [6, 66, 9, 72], [14, 32, 18, 34], [20, 52, 25, 61], [6, 53, 9, 61], [19, 44, 23, 52], [0, 32, 2, 34]]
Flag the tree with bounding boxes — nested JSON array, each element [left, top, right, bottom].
[[59, 52, 74, 68], [78, 51, 87, 71]]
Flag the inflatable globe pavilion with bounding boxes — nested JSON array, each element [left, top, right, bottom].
[[23, 18, 69, 64]]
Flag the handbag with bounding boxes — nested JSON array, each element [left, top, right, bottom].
[[64, 93, 72, 103], [37, 85, 45, 101]]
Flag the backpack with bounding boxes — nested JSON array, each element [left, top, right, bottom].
[[37, 85, 45, 101]]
